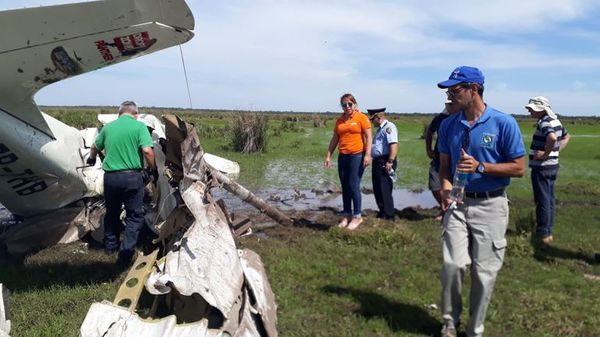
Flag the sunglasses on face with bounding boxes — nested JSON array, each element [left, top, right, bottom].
[[341, 102, 354, 108]]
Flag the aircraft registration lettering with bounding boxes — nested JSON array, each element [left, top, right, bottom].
[[95, 40, 114, 61], [0, 144, 17, 165], [0, 143, 48, 196], [95, 31, 157, 61]]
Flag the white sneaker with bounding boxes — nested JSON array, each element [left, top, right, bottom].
[[441, 325, 457, 337]]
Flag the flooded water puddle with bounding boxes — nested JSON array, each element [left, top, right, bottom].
[[212, 187, 437, 213], [235, 160, 437, 212]]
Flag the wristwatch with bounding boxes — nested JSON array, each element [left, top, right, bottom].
[[387, 159, 394, 164], [476, 162, 485, 174]]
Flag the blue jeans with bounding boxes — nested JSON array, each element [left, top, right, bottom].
[[103, 170, 145, 261], [531, 166, 559, 238], [338, 153, 365, 217]]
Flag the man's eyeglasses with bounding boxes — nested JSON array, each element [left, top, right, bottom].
[[446, 83, 472, 97], [341, 102, 354, 108]]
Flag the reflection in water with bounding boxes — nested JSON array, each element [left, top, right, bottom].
[[212, 188, 437, 212], [264, 159, 340, 189]]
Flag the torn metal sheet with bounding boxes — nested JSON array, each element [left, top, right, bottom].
[[239, 249, 278, 337], [146, 178, 244, 318], [0, 284, 10, 337], [235, 287, 266, 337], [80, 301, 210, 337]]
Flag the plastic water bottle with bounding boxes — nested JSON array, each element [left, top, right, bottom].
[[449, 170, 468, 203], [388, 168, 397, 183]]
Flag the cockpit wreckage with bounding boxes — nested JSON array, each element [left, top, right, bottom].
[[0, 1, 285, 336]]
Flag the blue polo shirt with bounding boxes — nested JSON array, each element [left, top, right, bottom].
[[437, 105, 525, 192], [371, 120, 398, 157]]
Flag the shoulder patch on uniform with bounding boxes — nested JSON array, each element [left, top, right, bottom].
[[386, 127, 392, 134]]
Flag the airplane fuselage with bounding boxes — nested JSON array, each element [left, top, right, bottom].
[[0, 108, 94, 216]]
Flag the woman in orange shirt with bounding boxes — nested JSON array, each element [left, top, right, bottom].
[[324, 93, 372, 230]]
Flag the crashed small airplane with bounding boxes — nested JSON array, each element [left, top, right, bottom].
[[0, 1, 280, 336]]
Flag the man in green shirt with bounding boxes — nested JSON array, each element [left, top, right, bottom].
[[88, 100, 156, 266]]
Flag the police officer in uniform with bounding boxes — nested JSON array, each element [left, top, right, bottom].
[[368, 108, 398, 220]]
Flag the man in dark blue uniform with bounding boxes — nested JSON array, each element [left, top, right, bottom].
[[368, 108, 398, 220]]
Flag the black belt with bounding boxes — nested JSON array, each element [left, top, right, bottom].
[[105, 169, 141, 174], [465, 189, 505, 199]]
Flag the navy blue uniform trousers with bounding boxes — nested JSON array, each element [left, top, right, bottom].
[[372, 156, 396, 219]]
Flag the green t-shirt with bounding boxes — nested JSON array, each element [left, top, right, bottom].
[[94, 115, 153, 172]]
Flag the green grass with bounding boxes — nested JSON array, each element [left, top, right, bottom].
[[2, 109, 600, 336]]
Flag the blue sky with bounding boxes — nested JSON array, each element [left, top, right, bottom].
[[2, 0, 600, 116]]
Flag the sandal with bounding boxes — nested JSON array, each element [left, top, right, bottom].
[[337, 217, 349, 228]]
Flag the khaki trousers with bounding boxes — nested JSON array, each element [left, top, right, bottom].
[[440, 195, 509, 337]]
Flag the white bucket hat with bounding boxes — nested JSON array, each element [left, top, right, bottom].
[[524, 96, 557, 119]]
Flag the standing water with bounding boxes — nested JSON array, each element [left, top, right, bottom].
[[212, 187, 437, 212]]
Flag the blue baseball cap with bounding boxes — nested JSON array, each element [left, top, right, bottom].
[[437, 66, 485, 88]]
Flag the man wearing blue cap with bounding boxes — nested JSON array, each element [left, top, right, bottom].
[[436, 66, 526, 337], [368, 108, 398, 220]]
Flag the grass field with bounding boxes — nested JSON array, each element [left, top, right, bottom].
[[1, 108, 600, 336]]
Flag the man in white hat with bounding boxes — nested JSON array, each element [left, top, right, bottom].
[[525, 96, 570, 244]]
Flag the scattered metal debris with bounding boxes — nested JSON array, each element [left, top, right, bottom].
[[80, 115, 278, 337]]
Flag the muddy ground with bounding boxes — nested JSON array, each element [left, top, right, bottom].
[[230, 193, 441, 239]]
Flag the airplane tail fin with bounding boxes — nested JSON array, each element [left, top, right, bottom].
[[0, 0, 195, 137]]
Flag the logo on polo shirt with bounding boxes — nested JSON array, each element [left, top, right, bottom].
[[480, 133, 496, 148]]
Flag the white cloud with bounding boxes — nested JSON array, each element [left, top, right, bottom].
[[3, 0, 600, 115]]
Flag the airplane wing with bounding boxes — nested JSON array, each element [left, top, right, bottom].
[[0, 0, 195, 138]]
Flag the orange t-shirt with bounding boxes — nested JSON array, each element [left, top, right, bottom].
[[334, 111, 371, 154]]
